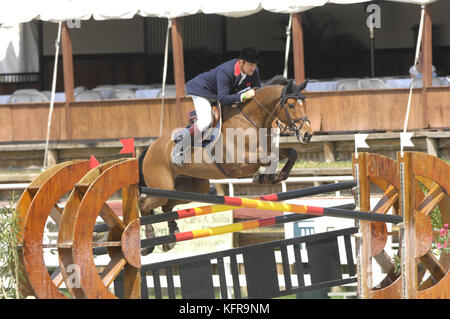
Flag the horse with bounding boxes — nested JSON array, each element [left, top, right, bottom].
[[138, 78, 313, 253]]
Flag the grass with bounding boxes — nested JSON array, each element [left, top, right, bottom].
[[0, 192, 25, 299], [291, 160, 352, 169]]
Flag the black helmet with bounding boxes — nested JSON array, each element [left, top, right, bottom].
[[239, 46, 259, 63]]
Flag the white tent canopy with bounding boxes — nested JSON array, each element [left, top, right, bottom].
[[0, 0, 440, 26]]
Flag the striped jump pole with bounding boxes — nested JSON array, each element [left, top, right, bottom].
[[139, 181, 356, 225], [91, 203, 356, 256], [139, 186, 404, 224], [139, 204, 356, 248], [94, 181, 357, 233]]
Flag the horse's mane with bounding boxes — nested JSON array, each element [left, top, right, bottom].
[[262, 75, 309, 100], [264, 75, 289, 86], [223, 76, 307, 124], [223, 83, 283, 123], [254, 75, 308, 102]]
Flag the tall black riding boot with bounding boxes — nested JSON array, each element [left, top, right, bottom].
[[171, 127, 197, 167]]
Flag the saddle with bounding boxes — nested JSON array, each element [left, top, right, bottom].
[[186, 102, 222, 148]]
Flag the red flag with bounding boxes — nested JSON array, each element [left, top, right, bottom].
[[89, 154, 101, 169], [119, 138, 135, 158]]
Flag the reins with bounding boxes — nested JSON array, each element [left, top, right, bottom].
[[237, 96, 279, 130], [237, 89, 309, 136]]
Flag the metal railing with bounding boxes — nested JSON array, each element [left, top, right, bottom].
[[0, 72, 39, 84]]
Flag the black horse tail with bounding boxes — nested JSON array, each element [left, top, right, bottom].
[[138, 145, 150, 189]]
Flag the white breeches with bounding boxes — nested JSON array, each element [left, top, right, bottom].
[[191, 95, 212, 132]]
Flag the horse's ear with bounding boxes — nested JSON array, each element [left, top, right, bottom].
[[286, 80, 294, 93], [297, 78, 309, 91]]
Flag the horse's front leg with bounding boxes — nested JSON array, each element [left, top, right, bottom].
[[275, 147, 297, 182], [253, 148, 297, 184]]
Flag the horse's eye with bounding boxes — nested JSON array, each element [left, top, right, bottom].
[[288, 103, 295, 109]]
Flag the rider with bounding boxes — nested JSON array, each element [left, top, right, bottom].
[[171, 46, 262, 166]]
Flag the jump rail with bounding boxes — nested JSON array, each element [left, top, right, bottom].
[[139, 203, 356, 249], [139, 186, 403, 224], [93, 181, 357, 233]]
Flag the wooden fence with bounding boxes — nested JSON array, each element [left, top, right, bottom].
[[1, 87, 449, 143]]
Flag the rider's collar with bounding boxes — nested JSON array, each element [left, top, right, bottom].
[[234, 60, 240, 76]]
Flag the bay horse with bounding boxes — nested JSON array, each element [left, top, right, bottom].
[[138, 79, 312, 253]]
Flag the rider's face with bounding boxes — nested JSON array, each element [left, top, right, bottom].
[[239, 60, 257, 76]]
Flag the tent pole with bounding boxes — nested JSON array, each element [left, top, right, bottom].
[[61, 22, 74, 139], [171, 17, 186, 127], [292, 13, 305, 85], [421, 5, 432, 129], [159, 18, 172, 137], [283, 14, 292, 79], [43, 22, 62, 170]]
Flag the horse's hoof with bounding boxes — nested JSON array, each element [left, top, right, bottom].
[[270, 174, 284, 184], [252, 174, 264, 184], [274, 171, 288, 183], [162, 222, 179, 251], [141, 246, 155, 256], [145, 224, 155, 239], [253, 173, 275, 184], [162, 243, 175, 252], [141, 224, 156, 255], [162, 235, 178, 251]]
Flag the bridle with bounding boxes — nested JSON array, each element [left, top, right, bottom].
[[276, 94, 310, 135], [239, 93, 310, 136]]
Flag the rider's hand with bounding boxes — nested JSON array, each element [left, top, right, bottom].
[[240, 89, 255, 102]]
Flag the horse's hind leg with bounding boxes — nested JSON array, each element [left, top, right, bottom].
[[253, 148, 297, 184], [139, 179, 174, 256], [160, 200, 182, 252], [139, 203, 156, 256], [161, 176, 211, 251]]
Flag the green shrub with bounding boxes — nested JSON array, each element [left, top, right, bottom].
[[0, 192, 25, 299]]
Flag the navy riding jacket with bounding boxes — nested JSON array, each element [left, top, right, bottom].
[[185, 58, 262, 107]]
